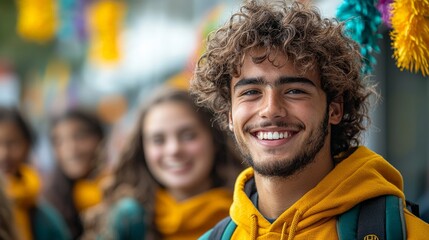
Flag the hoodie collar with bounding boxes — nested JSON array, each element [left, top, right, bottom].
[[230, 146, 405, 239]]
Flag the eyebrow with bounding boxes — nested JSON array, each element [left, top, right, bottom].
[[233, 76, 316, 92], [144, 124, 197, 139]]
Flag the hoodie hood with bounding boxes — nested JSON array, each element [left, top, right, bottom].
[[230, 146, 404, 239]]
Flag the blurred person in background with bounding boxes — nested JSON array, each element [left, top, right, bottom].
[[0, 106, 70, 240], [0, 176, 18, 240], [44, 108, 107, 239], [84, 87, 243, 239]]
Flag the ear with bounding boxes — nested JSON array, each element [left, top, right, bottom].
[[328, 96, 343, 125], [228, 111, 234, 132]]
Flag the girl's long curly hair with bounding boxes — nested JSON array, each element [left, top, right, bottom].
[[191, 0, 373, 157], [101, 87, 242, 239]]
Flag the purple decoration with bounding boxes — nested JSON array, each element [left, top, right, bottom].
[[377, 0, 393, 27], [75, 0, 91, 41]]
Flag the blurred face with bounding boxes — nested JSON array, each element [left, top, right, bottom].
[[143, 101, 216, 200], [0, 122, 30, 175], [52, 119, 101, 180]]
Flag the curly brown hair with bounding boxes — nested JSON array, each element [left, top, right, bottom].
[[191, 0, 372, 156]]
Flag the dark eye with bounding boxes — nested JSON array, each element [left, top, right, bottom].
[[286, 89, 305, 94], [151, 136, 164, 145], [242, 89, 260, 96], [180, 131, 196, 141]]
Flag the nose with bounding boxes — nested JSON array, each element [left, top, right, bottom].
[[258, 90, 287, 119], [164, 137, 181, 156]]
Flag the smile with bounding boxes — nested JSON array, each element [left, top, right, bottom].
[[256, 131, 293, 140], [164, 161, 192, 171]]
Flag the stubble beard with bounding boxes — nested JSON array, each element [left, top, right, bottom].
[[234, 109, 329, 179]]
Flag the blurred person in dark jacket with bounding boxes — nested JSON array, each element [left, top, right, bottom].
[[44, 108, 107, 239]]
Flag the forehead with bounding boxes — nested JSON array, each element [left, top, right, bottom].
[[232, 51, 320, 87], [55, 119, 87, 131], [0, 121, 25, 139], [143, 102, 202, 134], [52, 119, 94, 138]]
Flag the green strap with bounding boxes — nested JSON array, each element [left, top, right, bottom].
[[337, 204, 360, 240], [221, 219, 237, 239], [198, 229, 213, 240], [385, 195, 406, 240], [338, 195, 407, 240], [199, 216, 237, 240]]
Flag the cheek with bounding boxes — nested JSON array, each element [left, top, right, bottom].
[[11, 145, 29, 163], [291, 101, 323, 120], [79, 138, 100, 154], [143, 144, 162, 167], [186, 137, 215, 165], [232, 103, 253, 125], [55, 142, 72, 159]]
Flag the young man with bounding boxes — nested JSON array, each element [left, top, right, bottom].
[[191, 1, 429, 239]]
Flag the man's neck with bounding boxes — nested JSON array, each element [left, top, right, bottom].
[[254, 152, 334, 219]]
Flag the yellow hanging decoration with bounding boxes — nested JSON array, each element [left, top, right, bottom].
[[390, 0, 429, 76], [87, 0, 126, 64], [15, 0, 58, 43]]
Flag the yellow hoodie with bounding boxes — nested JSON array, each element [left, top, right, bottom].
[[156, 188, 232, 240], [5, 164, 41, 240], [229, 146, 429, 239], [73, 175, 105, 212]]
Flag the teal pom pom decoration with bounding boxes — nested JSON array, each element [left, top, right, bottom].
[[336, 0, 382, 74]]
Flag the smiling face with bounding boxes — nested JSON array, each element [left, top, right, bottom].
[[52, 119, 101, 180], [143, 101, 216, 200], [229, 52, 343, 178]]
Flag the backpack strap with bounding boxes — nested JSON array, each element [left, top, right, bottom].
[[356, 196, 386, 239], [385, 195, 407, 240], [337, 195, 407, 240], [205, 216, 237, 240], [405, 200, 420, 217], [337, 202, 361, 239]]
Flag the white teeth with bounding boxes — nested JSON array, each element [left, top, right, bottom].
[[256, 131, 291, 140], [273, 132, 279, 139], [167, 162, 186, 169]]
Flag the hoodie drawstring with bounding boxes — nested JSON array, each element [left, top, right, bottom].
[[280, 221, 288, 240], [287, 210, 301, 240], [251, 214, 257, 240]]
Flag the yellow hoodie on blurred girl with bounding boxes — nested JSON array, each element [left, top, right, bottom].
[[224, 147, 429, 239]]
